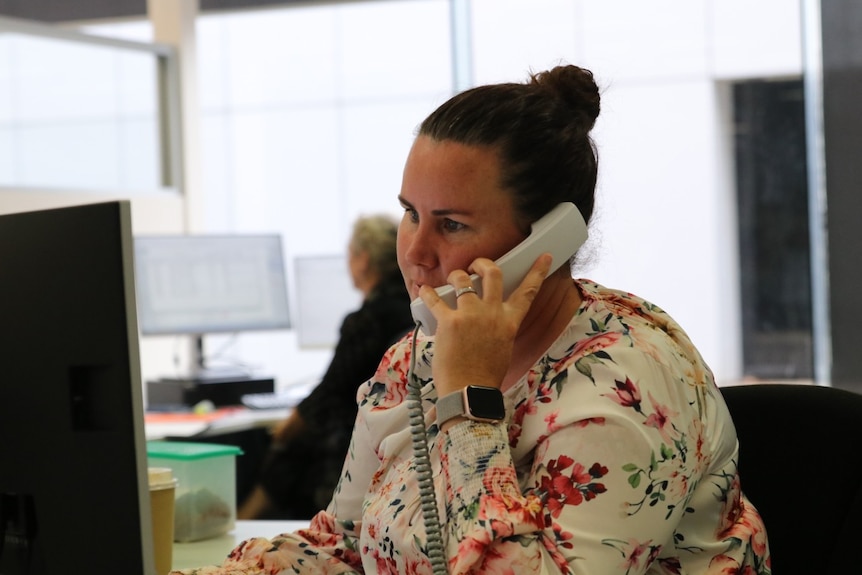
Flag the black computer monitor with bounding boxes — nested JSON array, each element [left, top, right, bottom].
[[133, 234, 291, 374], [0, 201, 155, 574]]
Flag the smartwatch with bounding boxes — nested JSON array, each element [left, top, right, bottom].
[[436, 385, 506, 426]]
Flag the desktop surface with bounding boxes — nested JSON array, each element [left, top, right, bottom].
[[173, 520, 309, 570], [145, 407, 290, 440]]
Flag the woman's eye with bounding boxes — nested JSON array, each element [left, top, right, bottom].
[[403, 207, 418, 223], [442, 219, 466, 233]]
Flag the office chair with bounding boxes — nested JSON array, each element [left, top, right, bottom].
[[720, 383, 862, 575]]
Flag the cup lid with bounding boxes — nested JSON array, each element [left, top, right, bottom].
[[148, 466, 177, 489]]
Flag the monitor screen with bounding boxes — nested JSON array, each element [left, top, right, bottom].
[[134, 234, 291, 336], [0, 201, 155, 574], [293, 255, 362, 349]]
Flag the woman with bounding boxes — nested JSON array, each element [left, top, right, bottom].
[[238, 214, 413, 520], [175, 65, 770, 574]]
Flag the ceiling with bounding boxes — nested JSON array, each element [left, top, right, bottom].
[[0, 0, 330, 23]]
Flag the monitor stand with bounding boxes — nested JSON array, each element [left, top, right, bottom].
[[146, 336, 275, 409], [0, 494, 44, 574]]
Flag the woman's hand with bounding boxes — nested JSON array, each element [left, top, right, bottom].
[[417, 253, 553, 399]]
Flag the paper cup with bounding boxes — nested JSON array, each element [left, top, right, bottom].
[[149, 467, 178, 575]]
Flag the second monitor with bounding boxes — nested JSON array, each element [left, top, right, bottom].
[[135, 234, 290, 405]]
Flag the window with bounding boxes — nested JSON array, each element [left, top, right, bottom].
[[734, 79, 812, 379]]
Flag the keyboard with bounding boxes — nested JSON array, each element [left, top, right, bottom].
[[240, 380, 316, 410]]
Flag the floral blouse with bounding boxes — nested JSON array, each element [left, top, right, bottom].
[[173, 279, 771, 575]]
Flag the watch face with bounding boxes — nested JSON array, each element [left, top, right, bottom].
[[466, 386, 506, 420]]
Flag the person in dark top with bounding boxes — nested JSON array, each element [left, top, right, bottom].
[[238, 214, 414, 520]]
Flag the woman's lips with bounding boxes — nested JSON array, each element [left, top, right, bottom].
[[410, 281, 423, 300], [409, 275, 445, 300], [409, 279, 433, 300]]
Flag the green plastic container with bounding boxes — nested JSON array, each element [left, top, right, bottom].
[[147, 441, 243, 542]]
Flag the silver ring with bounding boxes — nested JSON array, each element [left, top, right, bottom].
[[455, 286, 478, 299]]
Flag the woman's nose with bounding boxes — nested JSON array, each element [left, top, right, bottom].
[[402, 224, 435, 268]]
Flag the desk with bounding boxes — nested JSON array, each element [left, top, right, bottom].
[[173, 520, 309, 569], [145, 377, 316, 440], [145, 408, 291, 441]]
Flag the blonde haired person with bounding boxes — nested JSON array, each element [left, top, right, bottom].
[[238, 214, 413, 520]]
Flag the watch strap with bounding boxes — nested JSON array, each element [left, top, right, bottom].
[[436, 389, 466, 426]]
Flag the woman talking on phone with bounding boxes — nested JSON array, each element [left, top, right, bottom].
[[173, 64, 770, 575]]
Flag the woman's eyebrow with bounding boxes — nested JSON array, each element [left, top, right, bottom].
[[397, 196, 470, 218]]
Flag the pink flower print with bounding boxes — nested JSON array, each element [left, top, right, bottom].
[[716, 472, 743, 537], [719, 496, 770, 559], [708, 554, 742, 574], [643, 392, 679, 445], [604, 377, 643, 413], [480, 467, 545, 530], [617, 538, 654, 572], [571, 331, 622, 358], [545, 410, 561, 432], [575, 416, 606, 427]]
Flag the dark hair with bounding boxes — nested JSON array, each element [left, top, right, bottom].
[[418, 65, 600, 227]]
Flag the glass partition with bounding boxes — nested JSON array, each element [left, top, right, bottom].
[[0, 15, 180, 193]]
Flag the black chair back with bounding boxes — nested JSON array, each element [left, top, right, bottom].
[[721, 383, 862, 575]]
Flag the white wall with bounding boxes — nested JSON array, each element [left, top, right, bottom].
[[188, 0, 454, 388], [462, 0, 802, 385], [4, 0, 804, 394]]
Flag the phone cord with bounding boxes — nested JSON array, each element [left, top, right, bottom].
[[406, 322, 449, 575]]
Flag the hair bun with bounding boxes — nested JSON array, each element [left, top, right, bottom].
[[530, 65, 600, 130]]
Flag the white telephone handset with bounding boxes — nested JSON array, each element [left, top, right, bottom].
[[410, 202, 588, 335]]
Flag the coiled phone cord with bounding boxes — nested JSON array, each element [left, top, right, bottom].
[[406, 322, 449, 575]]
